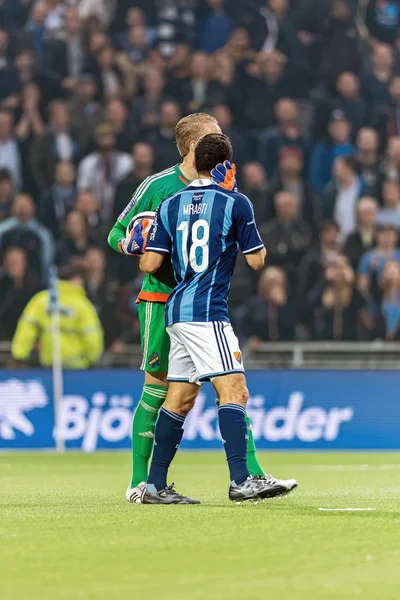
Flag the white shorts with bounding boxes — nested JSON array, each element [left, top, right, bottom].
[[167, 321, 245, 385]]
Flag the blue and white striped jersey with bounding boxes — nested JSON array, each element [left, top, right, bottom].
[[146, 179, 264, 326]]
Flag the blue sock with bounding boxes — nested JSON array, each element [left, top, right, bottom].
[[147, 407, 185, 492], [218, 404, 250, 486]]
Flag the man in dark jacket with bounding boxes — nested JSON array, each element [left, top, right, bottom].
[[41, 8, 87, 84], [0, 29, 20, 104], [244, 0, 307, 70], [0, 193, 54, 278], [371, 76, 400, 149], [360, 43, 395, 114], [144, 101, 181, 172], [112, 142, 155, 222], [319, 0, 362, 92], [260, 190, 312, 284], [211, 104, 248, 174], [242, 265, 297, 343], [343, 196, 378, 269], [313, 72, 367, 141], [356, 127, 381, 196], [0, 246, 42, 340], [241, 161, 269, 225], [70, 75, 106, 145], [229, 51, 291, 134], [259, 97, 311, 178], [265, 146, 320, 232], [297, 219, 341, 326], [309, 109, 355, 193], [365, 0, 400, 46], [38, 160, 76, 238], [30, 100, 83, 189]]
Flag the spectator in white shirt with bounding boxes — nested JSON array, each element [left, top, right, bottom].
[[377, 179, 400, 230], [67, 0, 116, 26], [44, 0, 65, 34], [323, 155, 363, 244], [0, 110, 22, 190], [77, 124, 132, 223]]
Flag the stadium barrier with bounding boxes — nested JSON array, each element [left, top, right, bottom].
[[1, 369, 399, 451], [2, 341, 400, 369]]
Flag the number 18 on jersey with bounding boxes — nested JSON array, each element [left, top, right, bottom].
[[146, 180, 264, 327]]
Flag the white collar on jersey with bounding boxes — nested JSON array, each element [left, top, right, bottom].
[[188, 178, 213, 187]]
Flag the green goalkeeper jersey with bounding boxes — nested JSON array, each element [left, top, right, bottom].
[[108, 164, 190, 303]]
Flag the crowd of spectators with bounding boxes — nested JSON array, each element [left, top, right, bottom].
[[2, 0, 400, 354]]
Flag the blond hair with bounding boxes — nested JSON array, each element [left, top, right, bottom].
[[259, 267, 287, 291], [175, 113, 218, 157]]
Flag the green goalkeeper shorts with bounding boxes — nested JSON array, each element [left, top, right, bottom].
[[138, 301, 170, 373]]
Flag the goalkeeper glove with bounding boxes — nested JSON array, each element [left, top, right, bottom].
[[211, 160, 237, 191], [119, 216, 153, 256]]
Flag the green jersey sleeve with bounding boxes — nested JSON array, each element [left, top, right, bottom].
[[107, 176, 161, 253], [107, 164, 189, 301]]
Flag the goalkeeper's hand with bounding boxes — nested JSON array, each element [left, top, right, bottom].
[[211, 160, 237, 191], [119, 217, 152, 256]]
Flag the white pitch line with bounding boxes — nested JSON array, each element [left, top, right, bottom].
[[318, 508, 376, 512], [291, 465, 400, 471]]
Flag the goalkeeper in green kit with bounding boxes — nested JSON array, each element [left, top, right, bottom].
[[108, 113, 297, 502]]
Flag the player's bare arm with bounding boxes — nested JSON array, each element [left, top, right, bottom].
[[245, 248, 267, 271], [140, 251, 165, 274]]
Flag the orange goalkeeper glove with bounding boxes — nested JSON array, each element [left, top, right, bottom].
[[211, 160, 237, 191]]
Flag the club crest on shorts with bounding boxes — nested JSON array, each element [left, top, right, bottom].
[[234, 351, 242, 363], [148, 352, 160, 367]]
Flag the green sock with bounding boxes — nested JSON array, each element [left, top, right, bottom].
[[244, 415, 264, 477], [215, 399, 264, 477], [130, 384, 167, 488]]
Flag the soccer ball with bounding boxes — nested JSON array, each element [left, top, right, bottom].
[[126, 211, 156, 237]]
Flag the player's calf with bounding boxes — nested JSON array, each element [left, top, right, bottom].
[[214, 372, 249, 406], [212, 375, 252, 488], [145, 385, 198, 496], [164, 381, 199, 416]]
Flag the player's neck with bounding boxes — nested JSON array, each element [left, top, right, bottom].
[[197, 171, 212, 180], [179, 157, 199, 181]]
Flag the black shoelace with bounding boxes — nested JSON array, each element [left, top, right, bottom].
[[254, 474, 276, 484]]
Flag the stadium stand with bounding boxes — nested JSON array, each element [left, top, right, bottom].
[[2, 0, 400, 366]]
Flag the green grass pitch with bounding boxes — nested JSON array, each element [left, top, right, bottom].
[[2, 451, 400, 600]]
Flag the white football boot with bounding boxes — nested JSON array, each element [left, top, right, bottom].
[[126, 482, 146, 503], [255, 474, 298, 497]]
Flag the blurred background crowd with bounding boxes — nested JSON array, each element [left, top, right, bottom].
[[2, 0, 400, 359]]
